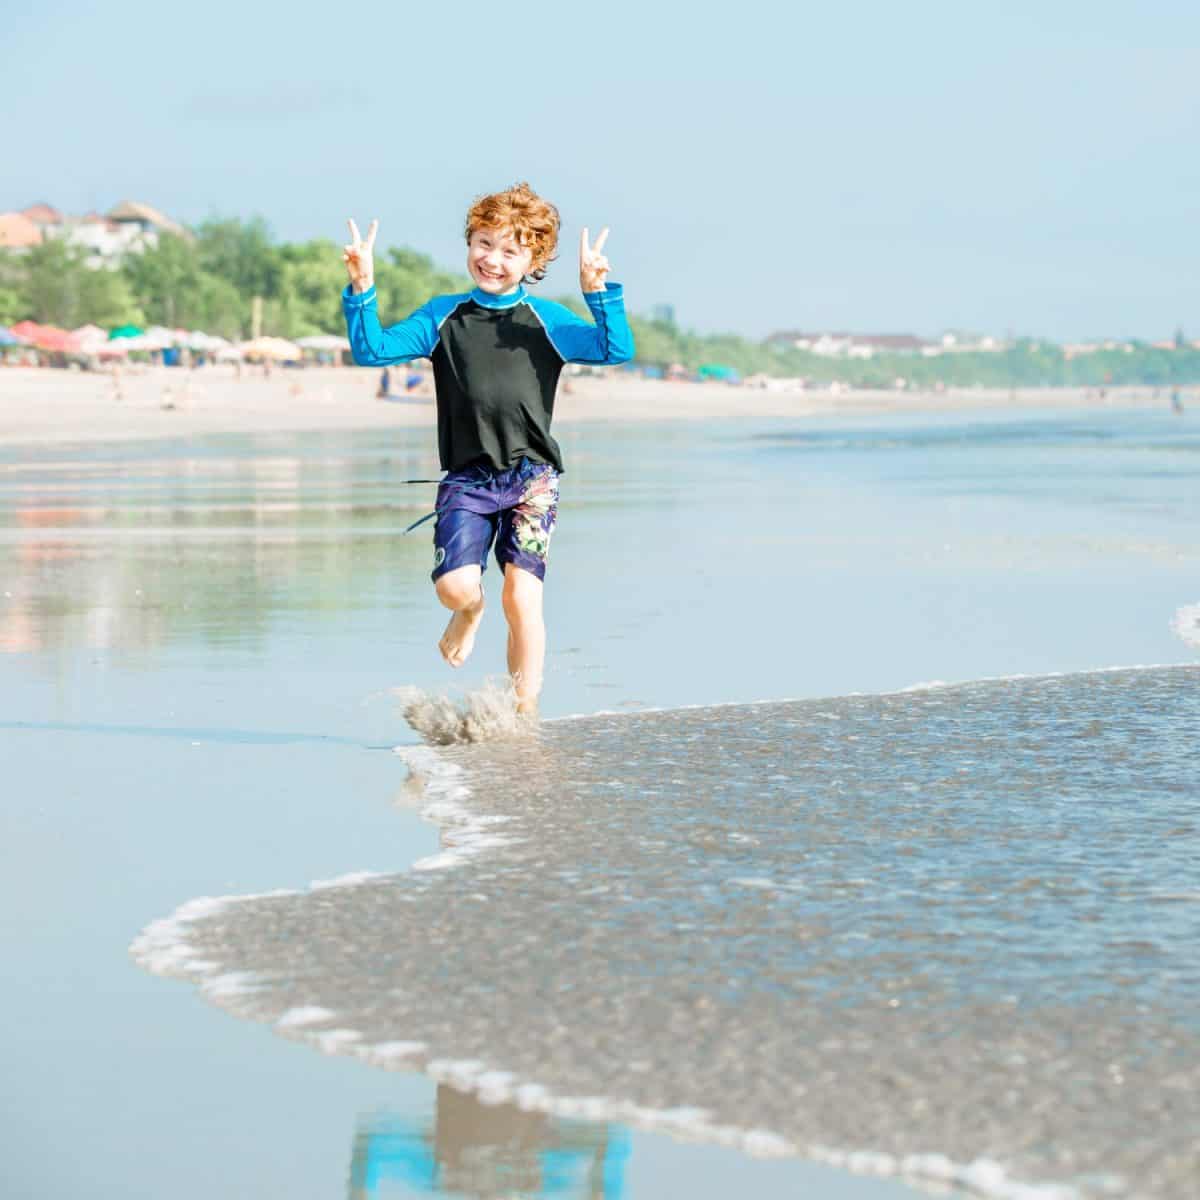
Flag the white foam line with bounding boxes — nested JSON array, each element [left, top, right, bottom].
[[201, 971, 265, 999], [1171, 602, 1200, 648], [394, 745, 521, 872], [343, 1047, 1082, 1200], [143, 942, 1088, 1200], [276, 1006, 337, 1029], [310, 870, 385, 890], [129, 888, 299, 979], [547, 660, 1198, 722]]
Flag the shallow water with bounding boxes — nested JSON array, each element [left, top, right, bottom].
[[2, 405, 1197, 1199]]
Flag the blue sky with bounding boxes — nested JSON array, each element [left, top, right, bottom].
[[7, 2, 1199, 341]]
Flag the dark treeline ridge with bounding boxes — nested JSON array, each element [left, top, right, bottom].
[[2, 217, 1198, 387]]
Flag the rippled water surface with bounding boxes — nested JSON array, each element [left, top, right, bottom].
[[136, 666, 1200, 1200]]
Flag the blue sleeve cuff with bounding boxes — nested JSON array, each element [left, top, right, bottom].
[[584, 282, 624, 303], [342, 284, 377, 307]]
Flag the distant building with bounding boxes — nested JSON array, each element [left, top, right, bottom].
[[929, 331, 1007, 356], [106, 199, 189, 241], [768, 328, 1011, 358], [648, 303, 676, 326], [0, 212, 43, 250], [20, 203, 63, 230], [765, 330, 932, 359], [19, 198, 191, 268]]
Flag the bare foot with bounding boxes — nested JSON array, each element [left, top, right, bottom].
[[438, 589, 484, 667], [514, 689, 540, 720]]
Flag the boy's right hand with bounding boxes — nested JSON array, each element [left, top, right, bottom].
[[343, 218, 378, 293]]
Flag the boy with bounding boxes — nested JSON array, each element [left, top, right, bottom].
[[341, 182, 634, 716]]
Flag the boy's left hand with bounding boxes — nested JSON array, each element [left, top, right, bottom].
[[580, 226, 611, 294]]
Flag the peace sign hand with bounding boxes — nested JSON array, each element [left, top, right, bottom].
[[343, 218, 378, 293], [579, 226, 612, 294]]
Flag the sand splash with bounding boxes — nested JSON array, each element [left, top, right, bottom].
[[393, 678, 537, 745]]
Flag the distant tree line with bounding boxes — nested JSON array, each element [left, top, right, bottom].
[[2, 218, 1198, 386]]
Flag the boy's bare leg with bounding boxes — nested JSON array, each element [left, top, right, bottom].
[[435, 565, 485, 667], [501, 565, 545, 715]]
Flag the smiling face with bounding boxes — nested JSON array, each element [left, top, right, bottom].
[[467, 226, 534, 295]]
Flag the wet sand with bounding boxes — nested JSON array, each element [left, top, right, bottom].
[[0, 365, 1178, 448]]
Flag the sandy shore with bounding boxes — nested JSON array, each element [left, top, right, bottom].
[[0, 364, 1180, 448]]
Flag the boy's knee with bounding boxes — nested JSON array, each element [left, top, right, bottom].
[[435, 569, 481, 611]]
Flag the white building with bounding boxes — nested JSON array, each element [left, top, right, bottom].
[[35, 200, 190, 269]]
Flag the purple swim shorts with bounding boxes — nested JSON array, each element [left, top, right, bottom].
[[431, 457, 560, 582]]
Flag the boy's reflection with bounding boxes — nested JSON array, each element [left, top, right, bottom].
[[349, 1083, 628, 1198]]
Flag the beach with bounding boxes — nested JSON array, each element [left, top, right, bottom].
[[0, 365, 1182, 447], [2, 393, 1197, 1200]]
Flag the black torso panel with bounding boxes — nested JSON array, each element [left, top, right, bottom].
[[432, 301, 565, 473]]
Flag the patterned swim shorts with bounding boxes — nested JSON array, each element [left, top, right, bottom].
[[431, 457, 560, 582]]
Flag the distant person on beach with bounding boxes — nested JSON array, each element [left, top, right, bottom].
[[341, 182, 634, 716], [1170, 388, 1184, 414]]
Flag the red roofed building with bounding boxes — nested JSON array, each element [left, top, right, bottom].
[[0, 212, 43, 249], [20, 203, 63, 228]]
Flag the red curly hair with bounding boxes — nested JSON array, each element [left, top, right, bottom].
[[465, 182, 560, 283]]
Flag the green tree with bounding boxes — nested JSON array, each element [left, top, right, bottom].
[[17, 239, 142, 328], [195, 216, 281, 302], [122, 234, 201, 328], [268, 239, 350, 337], [0, 250, 25, 324], [123, 234, 241, 333]]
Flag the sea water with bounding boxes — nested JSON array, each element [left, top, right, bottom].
[[2, 403, 1197, 1199]]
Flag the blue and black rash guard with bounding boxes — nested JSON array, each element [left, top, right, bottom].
[[342, 282, 635, 473]]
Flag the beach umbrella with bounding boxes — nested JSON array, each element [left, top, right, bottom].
[[0, 327, 26, 346], [108, 324, 144, 340], [139, 328, 173, 351], [214, 343, 243, 361], [13, 323, 78, 352], [186, 331, 234, 352], [296, 334, 351, 351], [73, 324, 110, 353], [241, 336, 302, 361], [697, 363, 741, 383]]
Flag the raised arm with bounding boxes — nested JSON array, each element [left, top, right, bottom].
[[340, 218, 438, 365], [526, 225, 636, 365]]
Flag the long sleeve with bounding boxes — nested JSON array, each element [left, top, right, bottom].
[[529, 284, 636, 365], [342, 284, 440, 365]]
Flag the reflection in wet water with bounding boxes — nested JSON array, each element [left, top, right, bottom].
[[350, 1085, 627, 1199], [0, 435, 439, 657]]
